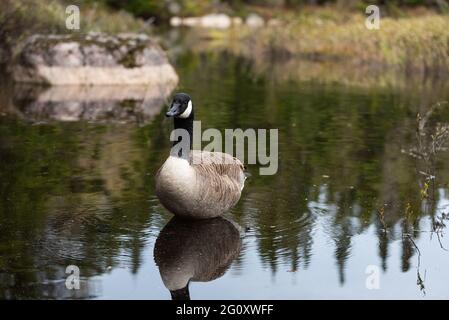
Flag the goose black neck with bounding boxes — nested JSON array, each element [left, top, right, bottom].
[[172, 115, 193, 159], [170, 285, 190, 300]]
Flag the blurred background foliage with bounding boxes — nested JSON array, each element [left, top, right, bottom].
[[1, 0, 448, 74], [104, 0, 449, 17], [99, 0, 449, 19]]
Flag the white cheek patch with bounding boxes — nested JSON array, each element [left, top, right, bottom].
[[178, 100, 192, 119]]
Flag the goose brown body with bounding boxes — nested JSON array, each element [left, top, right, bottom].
[[155, 92, 247, 219], [155, 150, 246, 219]]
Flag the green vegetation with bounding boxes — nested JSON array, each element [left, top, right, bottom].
[[0, 0, 151, 64], [1, 0, 448, 74], [98, 0, 449, 19], [242, 8, 449, 75], [175, 6, 449, 77]]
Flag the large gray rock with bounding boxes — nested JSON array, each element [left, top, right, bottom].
[[13, 33, 179, 86], [170, 14, 242, 29], [245, 13, 264, 28]]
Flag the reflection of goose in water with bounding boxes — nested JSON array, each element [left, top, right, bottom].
[[154, 217, 242, 300]]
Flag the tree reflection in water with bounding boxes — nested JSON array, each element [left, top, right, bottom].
[[1, 51, 449, 299]]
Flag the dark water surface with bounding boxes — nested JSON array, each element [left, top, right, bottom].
[[1, 42, 449, 299]]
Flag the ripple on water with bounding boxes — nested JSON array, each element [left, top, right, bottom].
[[238, 205, 315, 269], [32, 206, 158, 268]]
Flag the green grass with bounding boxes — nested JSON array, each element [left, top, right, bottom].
[[244, 7, 449, 75], [0, 0, 152, 64]]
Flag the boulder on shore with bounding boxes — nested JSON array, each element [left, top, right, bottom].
[[246, 13, 264, 28], [13, 32, 179, 86], [170, 14, 242, 29]]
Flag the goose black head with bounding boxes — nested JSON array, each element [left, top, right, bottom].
[[166, 93, 193, 119]]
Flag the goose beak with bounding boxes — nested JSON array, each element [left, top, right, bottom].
[[166, 102, 181, 117]]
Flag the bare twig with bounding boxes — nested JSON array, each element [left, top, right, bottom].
[[404, 233, 426, 295]]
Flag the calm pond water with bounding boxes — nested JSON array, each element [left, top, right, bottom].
[[1, 35, 449, 299]]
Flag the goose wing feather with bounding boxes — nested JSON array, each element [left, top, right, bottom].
[[190, 150, 246, 208]]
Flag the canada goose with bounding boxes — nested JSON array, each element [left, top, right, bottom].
[[154, 217, 242, 300], [155, 93, 247, 219]]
